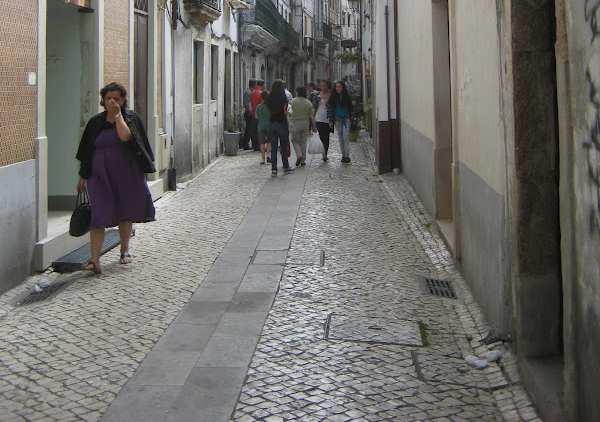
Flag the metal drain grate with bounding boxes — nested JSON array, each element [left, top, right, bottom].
[[425, 278, 457, 299], [18, 281, 70, 305]]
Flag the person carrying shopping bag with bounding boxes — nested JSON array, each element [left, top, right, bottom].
[[327, 81, 353, 164], [289, 87, 315, 167]]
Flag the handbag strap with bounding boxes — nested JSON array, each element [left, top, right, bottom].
[[76, 189, 90, 207]]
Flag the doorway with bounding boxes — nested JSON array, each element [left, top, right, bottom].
[[224, 49, 232, 132], [431, 0, 454, 248], [46, 0, 96, 233], [510, 1, 564, 419], [134, 0, 149, 128]]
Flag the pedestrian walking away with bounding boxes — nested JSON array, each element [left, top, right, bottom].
[[256, 90, 272, 165], [328, 80, 353, 163], [315, 80, 332, 162], [266, 80, 293, 176], [242, 79, 257, 150], [75, 82, 156, 274], [307, 82, 320, 110], [250, 80, 265, 151], [289, 86, 315, 167]]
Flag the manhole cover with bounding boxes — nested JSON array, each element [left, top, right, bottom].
[[325, 314, 424, 346], [422, 277, 457, 299], [18, 281, 70, 305]]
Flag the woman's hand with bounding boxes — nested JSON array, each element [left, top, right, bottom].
[[106, 98, 121, 119], [76, 177, 86, 193]]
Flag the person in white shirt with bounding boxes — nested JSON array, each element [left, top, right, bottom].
[[313, 80, 332, 162]]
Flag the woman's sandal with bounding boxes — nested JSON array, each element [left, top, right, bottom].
[[83, 260, 102, 274], [120, 252, 133, 265]]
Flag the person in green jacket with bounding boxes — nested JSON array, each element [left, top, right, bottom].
[[256, 90, 271, 165], [289, 87, 315, 167]]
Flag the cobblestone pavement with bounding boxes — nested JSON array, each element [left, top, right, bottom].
[[231, 140, 540, 422], [0, 154, 270, 422], [0, 137, 540, 422]]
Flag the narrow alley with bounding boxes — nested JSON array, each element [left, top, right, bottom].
[[0, 141, 537, 421]]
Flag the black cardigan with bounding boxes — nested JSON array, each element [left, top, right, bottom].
[[76, 110, 155, 179]]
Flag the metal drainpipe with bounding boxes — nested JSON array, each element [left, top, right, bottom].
[[384, 3, 391, 124], [168, 0, 178, 190], [393, 0, 401, 171]]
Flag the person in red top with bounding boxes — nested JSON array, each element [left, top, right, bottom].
[[249, 80, 264, 151]]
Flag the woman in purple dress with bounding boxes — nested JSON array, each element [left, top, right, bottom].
[[76, 83, 155, 274]]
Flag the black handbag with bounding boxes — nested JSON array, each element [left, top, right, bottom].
[[69, 190, 92, 237]]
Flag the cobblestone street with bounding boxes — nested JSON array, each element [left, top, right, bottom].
[[0, 140, 539, 421]]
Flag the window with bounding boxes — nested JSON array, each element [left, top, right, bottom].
[[251, 62, 256, 78], [260, 64, 265, 80], [194, 41, 204, 104], [211, 45, 219, 100], [348, 14, 351, 26]]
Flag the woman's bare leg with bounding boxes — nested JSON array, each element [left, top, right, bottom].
[[84, 228, 105, 273], [119, 221, 133, 253]]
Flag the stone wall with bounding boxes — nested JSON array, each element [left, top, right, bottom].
[[558, 1, 600, 420], [0, 0, 37, 167], [104, 0, 130, 89]]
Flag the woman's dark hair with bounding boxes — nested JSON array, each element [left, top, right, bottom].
[[320, 80, 333, 91], [261, 90, 269, 100], [296, 86, 307, 98], [328, 81, 352, 111], [266, 80, 287, 113], [100, 82, 128, 109]]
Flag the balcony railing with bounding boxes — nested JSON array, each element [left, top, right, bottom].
[[183, 0, 222, 25], [242, 0, 300, 51]]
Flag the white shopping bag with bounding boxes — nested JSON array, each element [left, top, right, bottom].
[[307, 134, 325, 155]]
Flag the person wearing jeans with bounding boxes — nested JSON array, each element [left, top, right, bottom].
[[328, 81, 354, 163], [266, 80, 292, 176], [314, 80, 332, 161]]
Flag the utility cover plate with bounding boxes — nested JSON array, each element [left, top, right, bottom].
[[326, 314, 423, 346]]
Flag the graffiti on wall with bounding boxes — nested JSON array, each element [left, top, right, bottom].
[[585, 0, 600, 234]]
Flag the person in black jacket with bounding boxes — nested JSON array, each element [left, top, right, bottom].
[[75, 82, 155, 274], [266, 80, 293, 176]]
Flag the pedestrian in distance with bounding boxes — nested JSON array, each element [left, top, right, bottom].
[[328, 80, 353, 164], [250, 80, 264, 151], [242, 79, 257, 150], [307, 82, 320, 110], [266, 79, 293, 177], [289, 86, 315, 167], [75, 82, 156, 274], [256, 90, 272, 165], [315, 80, 333, 162]]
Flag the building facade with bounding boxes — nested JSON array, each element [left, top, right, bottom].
[[364, 0, 600, 420], [172, 0, 242, 180]]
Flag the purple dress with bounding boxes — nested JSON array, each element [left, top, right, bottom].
[[87, 127, 155, 229]]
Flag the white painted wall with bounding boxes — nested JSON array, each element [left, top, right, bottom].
[[397, 0, 435, 140], [0, 161, 37, 292], [451, 0, 505, 194]]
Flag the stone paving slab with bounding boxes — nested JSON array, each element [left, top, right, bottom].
[[101, 150, 310, 421]]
